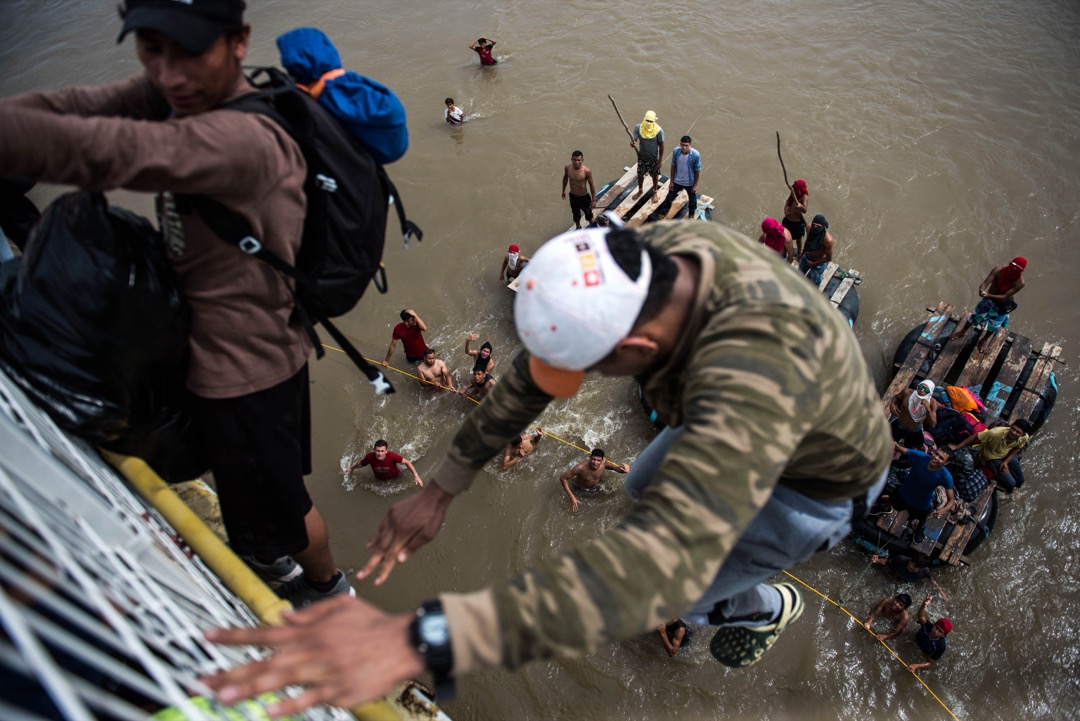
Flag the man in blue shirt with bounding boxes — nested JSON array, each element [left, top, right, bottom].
[[891, 443, 955, 542], [649, 135, 702, 222]]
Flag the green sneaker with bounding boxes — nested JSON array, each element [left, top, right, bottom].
[[709, 582, 804, 668]]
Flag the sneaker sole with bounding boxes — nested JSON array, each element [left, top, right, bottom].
[[709, 582, 805, 669]]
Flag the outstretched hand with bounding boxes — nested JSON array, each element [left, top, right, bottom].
[[201, 595, 424, 715], [358, 482, 455, 585]]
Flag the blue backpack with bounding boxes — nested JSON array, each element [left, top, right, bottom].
[[277, 27, 408, 165]]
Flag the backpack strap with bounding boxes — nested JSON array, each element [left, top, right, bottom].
[[186, 193, 395, 395]]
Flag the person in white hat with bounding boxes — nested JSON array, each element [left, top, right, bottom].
[[204, 222, 892, 712], [886, 379, 939, 450]]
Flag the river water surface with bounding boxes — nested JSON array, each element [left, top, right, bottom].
[[2, 0, 1078, 719]]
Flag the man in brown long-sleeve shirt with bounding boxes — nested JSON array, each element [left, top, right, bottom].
[[0, 0, 352, 607]]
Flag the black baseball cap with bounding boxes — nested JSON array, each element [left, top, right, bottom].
[[118, 0, 246, 54]]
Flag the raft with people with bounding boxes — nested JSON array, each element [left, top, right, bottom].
[[849, 300, 1062, 566], [511, 163, 861, 329]]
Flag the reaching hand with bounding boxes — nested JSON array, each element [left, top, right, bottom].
[[467, 332, 479, 341], [358, 483, 454, 585], [201, 595, 424, 715]]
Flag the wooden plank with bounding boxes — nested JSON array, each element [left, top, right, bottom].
[[606, 173, 667, 223], [829, 272, 858, 308], [884, 302, 953, 400], [981, 335, 1032, 422], [954, 327, 1009, 387], [817, 261, 840, 291], [910, 514, 949, 557], [594, 165, 639, 209], [924, 331, 967, 385], [938, 484, 994, 565], [1009, 342, 1062, 422], [876, 506, 910, 537], [660, 192, 689, 221], [626, 177, 673, 226]]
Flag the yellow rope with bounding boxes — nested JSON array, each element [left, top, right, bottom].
[[323, 343, 629, 467], [782, 570, 959, 720]]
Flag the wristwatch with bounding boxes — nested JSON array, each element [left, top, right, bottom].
[[410, 599, 455, 701]]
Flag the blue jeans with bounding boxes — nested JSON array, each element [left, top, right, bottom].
[[988, 457, 1024, 492], [625, 426, 888, 627], [800, 255, 825, 285]]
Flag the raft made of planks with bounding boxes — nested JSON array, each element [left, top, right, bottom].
[[508, 163, 714, 291], [873, 301, 1063, 566]]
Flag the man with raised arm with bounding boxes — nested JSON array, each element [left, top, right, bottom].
[[559, 448, 630, 512], [204, 221, 891, 712]]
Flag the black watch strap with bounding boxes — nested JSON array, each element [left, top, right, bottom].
[[410, 599, 455, 701]]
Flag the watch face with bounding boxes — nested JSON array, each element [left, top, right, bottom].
[[420, 613, 450, 646]]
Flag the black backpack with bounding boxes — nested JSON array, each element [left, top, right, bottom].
[[186, 66, 422, 395]]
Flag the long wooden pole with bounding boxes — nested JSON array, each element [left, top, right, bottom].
[[609, 94, 636, 148], [776, 131, 795, 198]]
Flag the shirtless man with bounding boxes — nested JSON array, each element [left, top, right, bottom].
[[416, 349, 456, 391], [558, 448, 630, 512], [461, 367, 497, 401], [862, 593, 912, 642], [886, 380, 938, 450], [501, 428, 544, 470], [783, 179, 809, 258], [562, 150, 597, 229], [799, 214, 834, 285]]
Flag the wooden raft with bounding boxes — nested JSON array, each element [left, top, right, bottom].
[[875, 302, 1063, 566]]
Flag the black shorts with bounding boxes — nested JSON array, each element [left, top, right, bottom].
[[782, 216, 806, 241], [569, 192, 594, 223], [890, 417, 926, 450], [637, 157, 661, 179], [889, 491, 930, 523], [196, 365, 313, 558]]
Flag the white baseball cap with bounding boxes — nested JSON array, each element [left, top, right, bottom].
[[514, 228, 652, 397]]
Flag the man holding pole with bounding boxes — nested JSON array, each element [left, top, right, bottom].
[[631, 110, 665, 203]]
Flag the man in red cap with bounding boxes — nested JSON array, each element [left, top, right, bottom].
[[0, 0, 354, 608], [499, 243, 530, 283], [909, 594, 951, 672]]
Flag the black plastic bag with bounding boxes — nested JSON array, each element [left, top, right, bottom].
[[0, 191, 205, 481]]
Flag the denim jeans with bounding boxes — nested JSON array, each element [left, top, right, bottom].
[[624, 425, 888, 627], [800, 254, 825, 285], [988, 456, 1024, 492]]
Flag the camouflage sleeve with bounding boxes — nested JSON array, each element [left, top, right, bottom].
[[441, 305, 823, 674], [430, 351, 553, 495]]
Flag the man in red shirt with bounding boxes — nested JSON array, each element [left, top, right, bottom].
[[348, 440, 423, 486], [383, 308, 429, 366], [468, 37, 498, 66]]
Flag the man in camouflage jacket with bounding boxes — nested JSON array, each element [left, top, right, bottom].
[[205, 221, 892, 713]]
